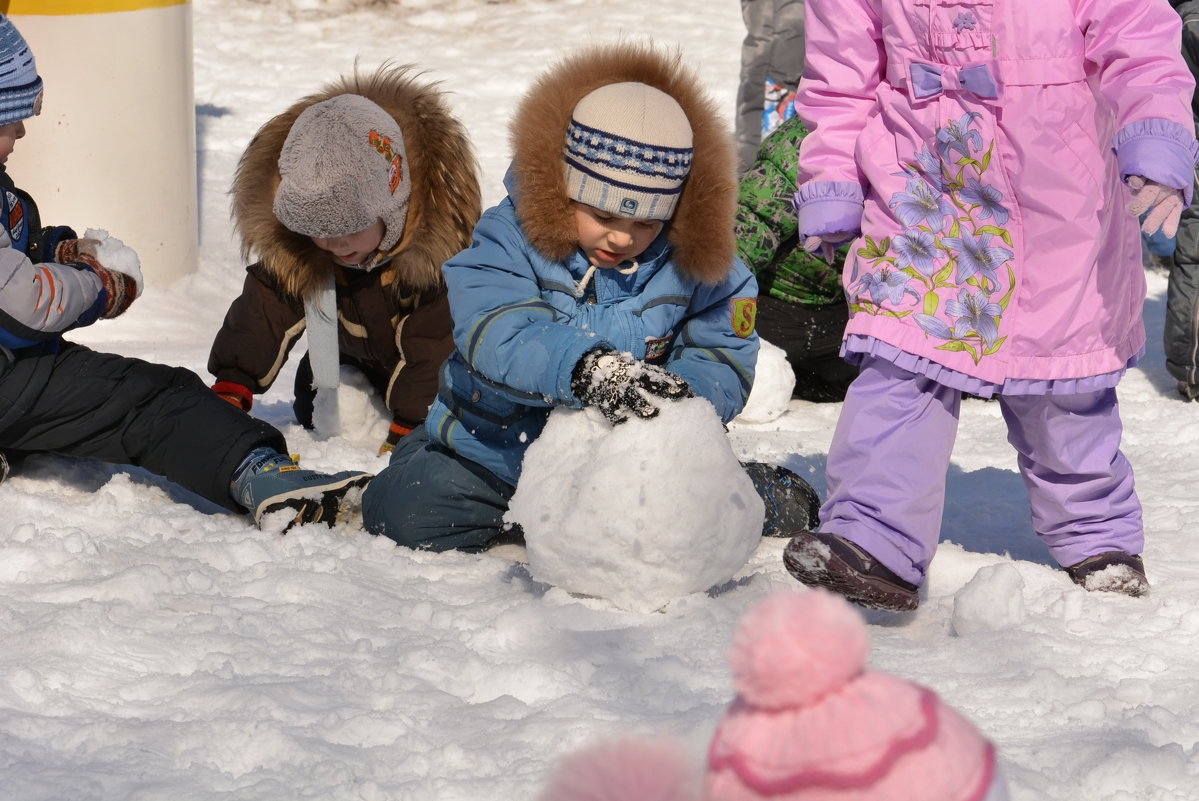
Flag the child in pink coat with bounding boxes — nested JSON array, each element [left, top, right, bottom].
[[784, 0, 1198, 610]]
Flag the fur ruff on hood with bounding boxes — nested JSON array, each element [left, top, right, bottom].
[[509, 42, 738, 284], [232, 64, 481, 300]]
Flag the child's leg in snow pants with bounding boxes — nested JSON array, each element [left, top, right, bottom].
[[361, 425, 515, 552], [819, 356, 961, 585], [0, 343, 283, 511], [998, 389, 1143, 566]]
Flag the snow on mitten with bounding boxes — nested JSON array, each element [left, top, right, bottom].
[[56, 230, 142, 318], [571, 348, 691, 425]]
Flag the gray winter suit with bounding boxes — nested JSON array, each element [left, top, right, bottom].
[[735, 0, 806, 172], [1166, 0, 1199, 397]]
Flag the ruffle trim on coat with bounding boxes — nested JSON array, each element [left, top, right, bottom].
[[841, 335, 1142, 397], [1114, 118, 1199, 204], [793, 181, 864, 239]]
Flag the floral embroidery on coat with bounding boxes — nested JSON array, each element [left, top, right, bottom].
[[851, 112, 1016, 364]]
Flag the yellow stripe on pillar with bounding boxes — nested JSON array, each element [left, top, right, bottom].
[[3, 0, 187, 14]]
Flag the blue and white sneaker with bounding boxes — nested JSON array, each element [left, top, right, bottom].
[[231, 447, 372, 532]]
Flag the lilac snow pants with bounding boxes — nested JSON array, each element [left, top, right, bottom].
[[820, 357, 1143, 585]]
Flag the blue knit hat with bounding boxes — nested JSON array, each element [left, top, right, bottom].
[[0, 16, 43, 126]]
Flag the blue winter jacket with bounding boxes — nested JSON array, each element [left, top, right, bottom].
[[424, 178, 761, 487]]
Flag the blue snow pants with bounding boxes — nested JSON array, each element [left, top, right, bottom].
[[361, 425, 516, 552]]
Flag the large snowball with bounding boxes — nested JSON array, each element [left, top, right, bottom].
[[507, 398, 764, 613], [735, 337, 795, 424]]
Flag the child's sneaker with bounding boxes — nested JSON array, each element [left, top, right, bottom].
[[1065, 552, 1149, 597], [783, 530, 920, 612], [744, 462, 821, 537], [231, 447, 372, 532]]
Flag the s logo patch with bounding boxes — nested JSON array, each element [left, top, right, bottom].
[[730, 297, 757, 338]]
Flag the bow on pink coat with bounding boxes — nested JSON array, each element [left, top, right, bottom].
[[909, 61, 1002, 101]]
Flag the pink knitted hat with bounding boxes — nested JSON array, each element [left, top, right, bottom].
[[706, 590, 1004, 801], [538, 736, 701, 801]]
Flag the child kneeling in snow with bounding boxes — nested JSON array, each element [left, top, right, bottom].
[[361, 42, 820, 552], [208, 66, 480, 455], [0, 15, 369, 532]]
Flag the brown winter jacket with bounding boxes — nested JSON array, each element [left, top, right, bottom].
[[208, 65, 481, 430]]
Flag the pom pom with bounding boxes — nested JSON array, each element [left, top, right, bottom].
[[728, 589, 870, 710], [538, 737, 700, 801]]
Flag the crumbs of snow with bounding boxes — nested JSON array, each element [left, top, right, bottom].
[[735, 337, 795, 424], [951, 562, 1028, 636], [1081, 564, 1145, 594], [507, 398, 763, 613]]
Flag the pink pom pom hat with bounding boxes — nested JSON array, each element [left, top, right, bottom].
[[539, 736, 701, 801], [706, 590, 1008, 801]]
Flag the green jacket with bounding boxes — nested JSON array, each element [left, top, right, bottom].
[[735, 115, 845, 306]]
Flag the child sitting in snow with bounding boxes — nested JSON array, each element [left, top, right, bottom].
[[736, 114, 856, 402], [361, 42, 820, 552], [783, 0, 1197, 610], [0, 14, 369, 531], [208, 65, 480, 455]]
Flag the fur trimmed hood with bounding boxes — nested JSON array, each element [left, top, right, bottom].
[[231, 64, 481, 300], [508, 42, 739, 284]]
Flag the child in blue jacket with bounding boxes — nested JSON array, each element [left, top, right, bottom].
[[0, 15, 369, 531], [362, 42, 820, 552]]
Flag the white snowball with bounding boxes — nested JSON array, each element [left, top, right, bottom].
[[951, 562, 1027, 636], [310, 365, 391, 449], [84, 227, 143, 288], [735, 337, 795, 424], [508, 398, 764, 613]]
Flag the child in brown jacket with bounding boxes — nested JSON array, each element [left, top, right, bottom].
[[209, 65, 480, 454]]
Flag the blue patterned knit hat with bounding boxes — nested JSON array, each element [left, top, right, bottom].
[[564, 82, 693, 221], [0, 16, 42, 126]]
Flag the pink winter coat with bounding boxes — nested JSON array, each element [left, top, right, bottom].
[[794, 0, 1198, 384]]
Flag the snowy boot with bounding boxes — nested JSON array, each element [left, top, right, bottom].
[[1065, 552, 1149, 597], [231, 447, 372, 532], [744, 461, 821, 537], [783, 530, 920, 612], [0, 451, 8, 486]]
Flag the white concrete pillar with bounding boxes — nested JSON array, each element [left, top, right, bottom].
[[7, 0, 197, 285]]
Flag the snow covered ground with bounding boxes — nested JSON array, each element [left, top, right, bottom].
[[2, 0, 1198, 799]]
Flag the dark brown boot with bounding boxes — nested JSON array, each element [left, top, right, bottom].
[[1065, 552, 1148, 597], [783, 530, 920, 612]]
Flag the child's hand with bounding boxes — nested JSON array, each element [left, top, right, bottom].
[[212, 381, 253, 411], [55, 235, 141, 319], [802, 232, 855, 265], [571, 349, 691, 425], [378, 420, 414, 456], [1128, 176, 1184, 239]]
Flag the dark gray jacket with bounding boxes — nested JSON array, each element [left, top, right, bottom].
[[1164, 0, 1199, 393]]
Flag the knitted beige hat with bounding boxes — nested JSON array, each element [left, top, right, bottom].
[[564, 81, 693, 221], [273, 93, 411, 251]]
